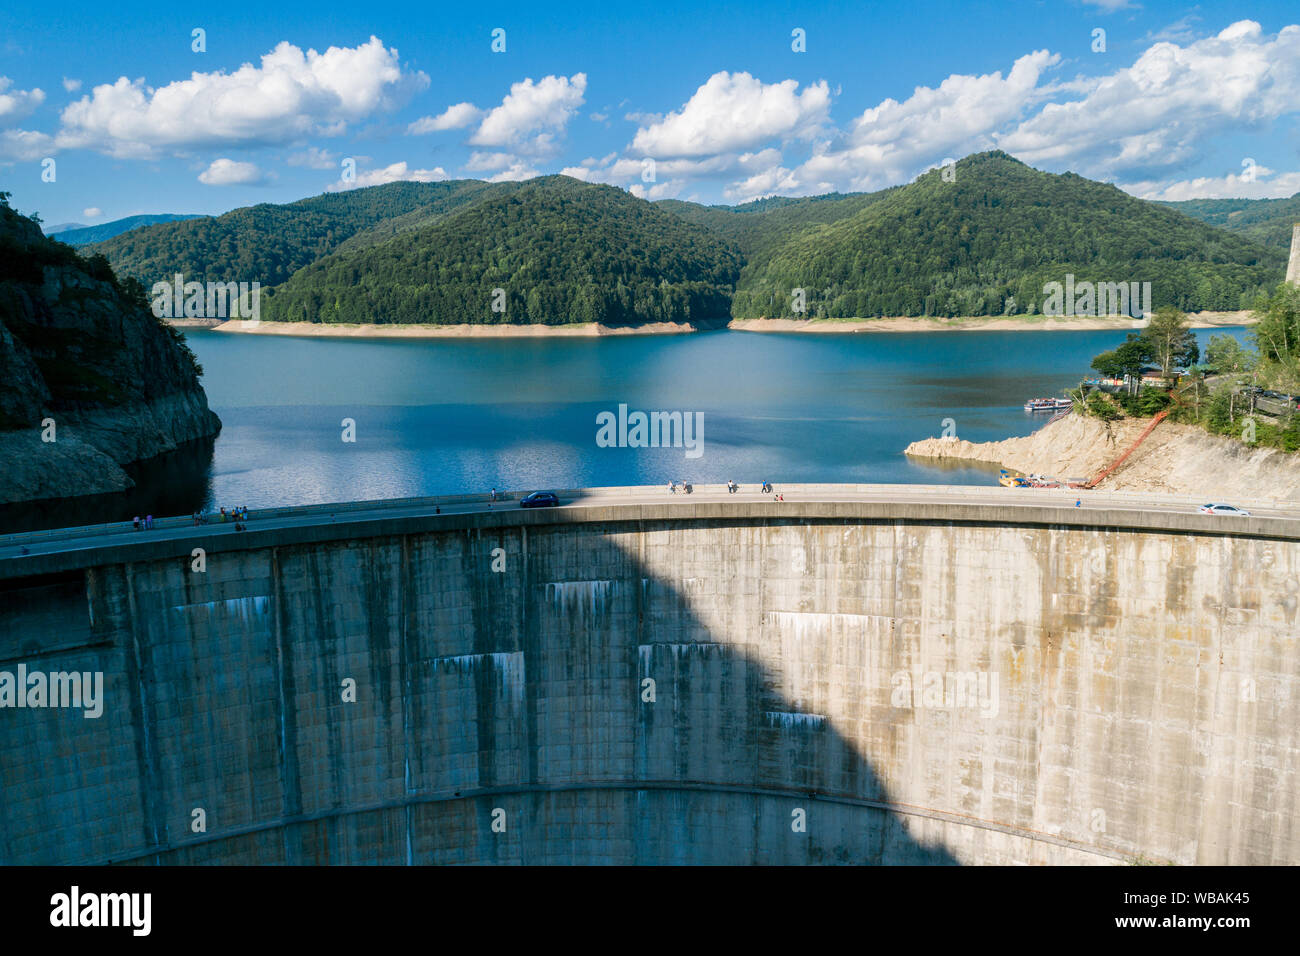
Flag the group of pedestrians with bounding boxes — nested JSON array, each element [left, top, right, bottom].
[[181, 505, 253, 529], [132, 514, 154, 531], [219, 505, 251, 531], [665, 479, 780, 498]]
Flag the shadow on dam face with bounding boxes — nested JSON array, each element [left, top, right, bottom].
[[3, 506, 1299, 864], [1, 516, 964, 865]]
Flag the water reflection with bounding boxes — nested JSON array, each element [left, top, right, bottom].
[[0, 435, 215, 533], [2, 325, 1252, 533]]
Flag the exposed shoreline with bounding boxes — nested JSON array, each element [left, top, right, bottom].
[[193, 319, 719, 337], [728, 311, 1256, 334], [905, 412, 1300, 500], [169, 310, 1258, 339]]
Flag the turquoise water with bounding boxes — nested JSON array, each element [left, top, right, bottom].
[[0, 325, 1251, 531], [182, 326, 1249, 509]]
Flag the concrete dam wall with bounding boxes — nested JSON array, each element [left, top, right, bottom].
[[3, 494, 1298, 865]]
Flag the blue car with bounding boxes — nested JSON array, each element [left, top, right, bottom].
[[519, 491, 560, 508]]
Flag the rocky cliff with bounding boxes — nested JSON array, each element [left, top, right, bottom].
[[0, 197, 221, 505]]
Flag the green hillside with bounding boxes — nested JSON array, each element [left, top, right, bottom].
[[87, 181, 493, 286], [1159, 194, 1300, 250], [263, 176, 742, 326], [657, 190, 894, 257], [731, 151, 1287, 319], [52, 214, 203, 247], [84, 152, 1292, 327]]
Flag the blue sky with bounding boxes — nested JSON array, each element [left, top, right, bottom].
[[2, 0, 1299, 225]]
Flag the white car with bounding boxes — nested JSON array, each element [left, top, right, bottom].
[[1198, 503, 1251, 516]]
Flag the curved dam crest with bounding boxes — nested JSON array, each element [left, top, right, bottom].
[[1, 490, 1298, 865]]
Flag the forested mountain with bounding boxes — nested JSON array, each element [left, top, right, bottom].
[[1159, 194, 1300, 250], [53, 214, 203, 246], [87, 181, 492, 286], [730, 151, 1286, 319], [263, 176, 742, 325], [83, 152, 1291, 326], [656, 190, 895, 256]]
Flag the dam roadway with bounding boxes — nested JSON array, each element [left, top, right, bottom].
[[2, 484, 1298, 865]]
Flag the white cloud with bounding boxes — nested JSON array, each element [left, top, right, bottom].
[[630, 72, 829, 158], [561, 148, 788, 194], [485, 160, 541, 182], [57, 36, 428, 158], [0, 128, 55, 161], [724, 164, 801, 202], [198, 158, 265, 185], [326, 160, 447, 191], [0, 77, 45, 121], [628, 180, 684, 200], [469, 74, 586, 153], [794, 49, 1058, 192], [998, 21, 1300, 179], [1124, 166, 1300, 200], [62, 77, 82, 93], [82, 207, 102, 218], [464, 151, 515, 172], [286, 146, 337, 169], [408, 102, 482, 134], [476, 21, 1300, 204]]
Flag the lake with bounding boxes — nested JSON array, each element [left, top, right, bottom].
[[2, 325, 1250, 530]]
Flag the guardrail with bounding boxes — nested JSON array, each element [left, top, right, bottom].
[[4, 482, 1297, 549], [0, 490, 530, 547]]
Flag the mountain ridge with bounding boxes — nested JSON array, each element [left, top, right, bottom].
[[86, 153, 1291, 326], [55, 214, 204, 247], [730, 151, 1285, 319], [263, 176, 742, 326]]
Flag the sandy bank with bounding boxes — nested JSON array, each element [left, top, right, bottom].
[[165, 318, 225, 328], [199, 319, 720, 338], [176, 312, 1257, 338], [905, 412, 1300, 499], [729, 311, 1255, 334]]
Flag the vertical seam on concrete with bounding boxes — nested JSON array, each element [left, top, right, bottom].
[[1032, 525, 1062, 851], [124, 562, 163, 855], [635, 518, 648, 805], [399, 534, 414, 865], [752, 520, 767, 862], [519, 524, 534, 866], [271, 546, 302, 861], [881, 519, 902, 863], [1198, 533, 1227, 865]]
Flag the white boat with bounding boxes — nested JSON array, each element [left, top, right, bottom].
[[1024, 397, 1072, 412]]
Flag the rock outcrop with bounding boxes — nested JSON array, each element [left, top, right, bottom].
[[0, 197, 221, 504], [906, 411, 1300, 500]]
